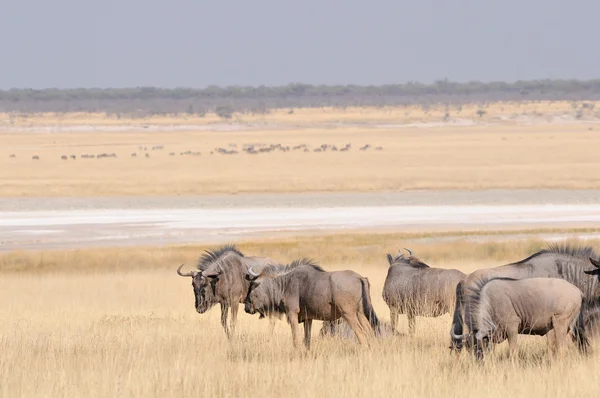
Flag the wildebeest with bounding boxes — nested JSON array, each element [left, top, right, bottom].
[[383, 248, 466, 335], [451, 244, 600, 352], [176, 244, 280, 339], [581, 257, 600, 338], [459, 276, 588, 360], [244, 258, 380, 349]]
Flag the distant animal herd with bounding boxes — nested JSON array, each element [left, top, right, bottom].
[[7, 142, 383, 161], [177, 243, 600, 361]]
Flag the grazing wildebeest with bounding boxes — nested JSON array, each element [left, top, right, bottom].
[[383, 248, 466, 335], [582, 258, 600, 338], [61, 155, 68, 160], [244, 258, 380, 349], [451, 244, 600, 352], [32, 156, 39, 160], [459, 276, 588, 360], [176, 244, 280, 339]]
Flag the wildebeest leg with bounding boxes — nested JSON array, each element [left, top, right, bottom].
[[546, 329, 556, 359], [269, 317, 277, 335], [357, 313, 375, 339], [303, 319, 313, 349], [506, 326, 518, 359], [220, 303, 231, 338], [342, 313, 368, 345], [551, 316, 569, 358], [407, 312, 416, 336], [287, 311, 303, 349], [390, 308, 399, 334], [229, 304, 239, 338]]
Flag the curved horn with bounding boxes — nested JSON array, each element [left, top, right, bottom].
[[248, 267, 260, 278], [404, 248, 413, 256], [450, 328, 463, 340], [177, 264, 196, 277]]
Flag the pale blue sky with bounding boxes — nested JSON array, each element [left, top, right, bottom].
[[1, 0, 598, 89]]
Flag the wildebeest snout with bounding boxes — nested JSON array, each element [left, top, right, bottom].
[[244, 301, 255, 314]]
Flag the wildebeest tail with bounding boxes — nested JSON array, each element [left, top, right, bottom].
[[573, 298, 590, 355], [450, 281, 464, 351], [360, 277, 381, 335]]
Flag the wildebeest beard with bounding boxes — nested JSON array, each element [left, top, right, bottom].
[[244, 278, 286, 318], [195, 277, 219, 313]]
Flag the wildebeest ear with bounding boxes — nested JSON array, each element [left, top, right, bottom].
[[584, 269, 600, 276], [590, 258, 600, 268], [387, 254, 393, 265]]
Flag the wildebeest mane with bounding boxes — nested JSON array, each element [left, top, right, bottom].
[[387, 253, 430, 269], [259, 257, 325, 277], [514, 243, 599, 265], [196, 244, 244, 270]]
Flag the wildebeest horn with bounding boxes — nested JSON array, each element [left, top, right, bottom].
[[404, 248, 413, 256], [450, 329, 463, 340], [177, 264, 196, 277], [248, 267, 260, 278]]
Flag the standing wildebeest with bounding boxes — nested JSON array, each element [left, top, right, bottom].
[[461, 277, 588, 360], [244, 258, 380, 349], [451, 244, 600, 352], [176, 244, 280, 339], [383, 248, 466, 335], [581, 257, 600, 338]]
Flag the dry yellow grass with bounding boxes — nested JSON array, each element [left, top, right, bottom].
[[2, 106, 600, 196], [2, 235, 600, 397], [4, 230, 600, 274]]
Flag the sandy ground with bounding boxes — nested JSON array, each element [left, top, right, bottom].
[[2, 189, 600, 251]]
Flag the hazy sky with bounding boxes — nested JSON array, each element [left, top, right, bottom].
[[2, 0, 599, 89]]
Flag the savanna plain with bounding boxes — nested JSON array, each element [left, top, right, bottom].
[[2, 103, 600, 397]]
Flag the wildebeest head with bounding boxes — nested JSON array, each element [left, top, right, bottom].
[[177, 264, 221, 313], [244, 280, 263, 316], [584, 258, 600, 276], [386, 248, 429, 268], [244, 266, 284, 318]]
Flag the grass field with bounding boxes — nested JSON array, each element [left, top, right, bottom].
[[2, 236, 600, 397], [2, 103, 600, 197], [3, 102, 600, 396]]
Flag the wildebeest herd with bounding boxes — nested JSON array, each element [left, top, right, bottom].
[[9, 142, 384, 161], [177, 243, 600, 361]]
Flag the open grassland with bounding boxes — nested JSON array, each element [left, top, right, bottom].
[[2, 103, 600, 197], [2, 100, 600, 126], [3, 230, 600, 274], [2, 236, 600, 397]]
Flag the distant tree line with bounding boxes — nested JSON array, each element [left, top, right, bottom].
[[2, 79, 600, 116]]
